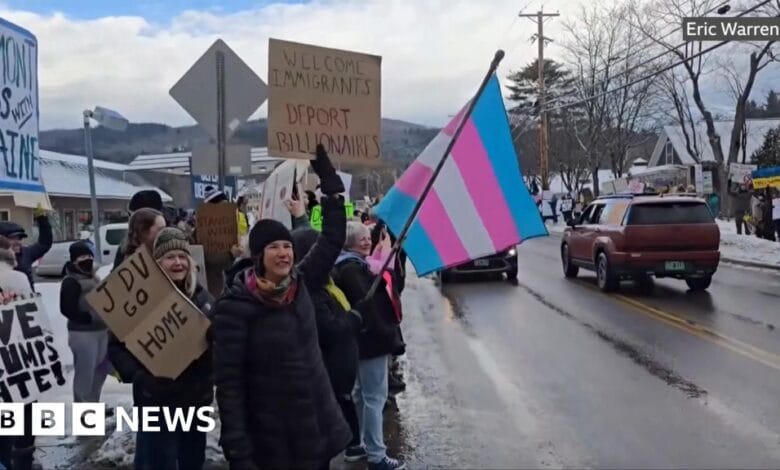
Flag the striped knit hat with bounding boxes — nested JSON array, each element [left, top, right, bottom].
[[153, 227, 191, 260]]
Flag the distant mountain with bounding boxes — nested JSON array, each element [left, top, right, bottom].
[[39, 118, 439, 168]]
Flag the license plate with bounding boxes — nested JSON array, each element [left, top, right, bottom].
[[474, 259, 490, 267], [665, 261, 686, 271]]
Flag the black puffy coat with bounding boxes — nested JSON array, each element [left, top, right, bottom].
[[292, 228, 361, 397], [333, 255, 405, 360], [213, 196, 351, 470], [107, 284, 215, 408]]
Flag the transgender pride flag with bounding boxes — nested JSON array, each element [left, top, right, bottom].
[[375, 75, 547, 276]]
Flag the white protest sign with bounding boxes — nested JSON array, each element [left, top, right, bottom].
[[729, 163, 757, 184], [0, 296, 67, 403], [0, 19, 44, 193], [86, 247, 210, 379], [259, 160, 308, 229]]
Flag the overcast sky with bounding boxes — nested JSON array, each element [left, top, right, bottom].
[[1, 0, 777, 130]]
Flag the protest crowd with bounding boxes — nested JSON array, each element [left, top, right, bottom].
[[0, 146, 408, 470]]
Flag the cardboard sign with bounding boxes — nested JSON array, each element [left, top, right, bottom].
[[0, 19, 44, 193], [86, 247, 210, 379], [0, 296, 67, 403], [196, 203, 238, 258], [268, 38, 382, 163]]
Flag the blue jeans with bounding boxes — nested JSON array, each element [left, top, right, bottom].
[[134, 427, 206, 470], [353, 354, 389, 463]]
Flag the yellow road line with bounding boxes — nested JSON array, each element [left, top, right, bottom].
[[580, 282, 780, 372]]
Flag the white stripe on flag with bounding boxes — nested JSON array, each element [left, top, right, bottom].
[[416, 131, 452, 170], [432, 154, 496, 260]]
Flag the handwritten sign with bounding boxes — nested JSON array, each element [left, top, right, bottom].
[[0, 296, 66, 403], [268, 38, 382, 163], [196, 202, 238, 259], [0, 19, 43, 193], [86, 247, 210, 379]]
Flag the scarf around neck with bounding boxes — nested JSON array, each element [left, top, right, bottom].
[[246, 269, 297, 306]]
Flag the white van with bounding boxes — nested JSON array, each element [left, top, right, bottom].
[[35, 223, 128, 277]]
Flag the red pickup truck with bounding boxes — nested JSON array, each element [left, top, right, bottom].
[[561, 194, 720, 292]]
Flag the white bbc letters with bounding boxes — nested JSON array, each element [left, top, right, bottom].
[[72, 403, 106, 436], [32, 403, 65, 436], [0, 403, 25, 436]]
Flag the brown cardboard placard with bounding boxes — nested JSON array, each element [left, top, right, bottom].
[[268, 38, 382, 163], [86, 247, 210, 379], [196, 202, 238, 259]]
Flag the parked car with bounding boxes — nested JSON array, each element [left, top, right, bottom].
[[438, 247, 518, 283], [561, 194, 720, 292], [34, 223, 128, 277]]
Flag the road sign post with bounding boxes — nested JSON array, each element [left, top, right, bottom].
[[170, 39, 267, 192]]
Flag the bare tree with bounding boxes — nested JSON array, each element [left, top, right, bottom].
[[657, 68, 702, 161], [630, 0, 779, 214], [562, 2, 619, 196]]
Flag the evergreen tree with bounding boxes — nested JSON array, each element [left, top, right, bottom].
[[751, 125, 780, 168], [766, 90, 780, 118]]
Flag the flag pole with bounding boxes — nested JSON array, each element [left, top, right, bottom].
[[366, 49, 506, 298]]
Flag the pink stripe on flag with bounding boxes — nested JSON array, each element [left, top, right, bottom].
[[443, 102, 470, 136], [394, 161, 433, 199], [417, 189, 469, 265], [451, 120, 520, 248]]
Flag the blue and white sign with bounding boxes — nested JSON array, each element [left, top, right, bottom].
[[192, 174, 237, 204], [0, 18, 43, 192]]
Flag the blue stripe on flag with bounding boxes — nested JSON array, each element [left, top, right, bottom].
[[471, 76, 548, 241], [405, 220, 443, 276], [375, 187, 443, 275]]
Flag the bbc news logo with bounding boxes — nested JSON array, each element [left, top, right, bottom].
[[0, 403, 216, 436]]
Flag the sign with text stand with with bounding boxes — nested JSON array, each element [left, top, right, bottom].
[[0, 18, 51, 209], [86, 247, 210, 379], [196, 202, 238, 296]]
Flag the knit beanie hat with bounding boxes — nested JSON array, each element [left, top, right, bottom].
[[129, 190, 163, 212], [204, 186, 228, 204], [153, 227, 191, 260], [69, 241, 93, 262], [249, 219, 293, 257]]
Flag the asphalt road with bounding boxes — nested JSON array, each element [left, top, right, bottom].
[[391, 234, 780, 468]]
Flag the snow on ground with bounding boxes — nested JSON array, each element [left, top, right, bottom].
[[716, 219, 780, 268], [32, 281, 226, 469]]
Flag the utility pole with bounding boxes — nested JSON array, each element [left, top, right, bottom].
[[519, 9, 559, 191]]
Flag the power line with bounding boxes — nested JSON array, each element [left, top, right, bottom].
[[555, 1, 732, 94], [544, 0, 772, 109], [509, 0, 776, 148]]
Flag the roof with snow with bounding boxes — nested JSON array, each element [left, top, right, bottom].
[[128, 147, 282, 174], [36, 150, 172, 201], [648, 118, 780, 167]]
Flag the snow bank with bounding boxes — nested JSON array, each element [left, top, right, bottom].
[[716, 219, 780, 267]]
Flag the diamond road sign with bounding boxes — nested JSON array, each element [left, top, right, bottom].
[[170, 39, 267, 141]]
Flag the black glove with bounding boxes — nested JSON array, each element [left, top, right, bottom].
[[311, 144, 345, 196], [134, 371, 177, 399]]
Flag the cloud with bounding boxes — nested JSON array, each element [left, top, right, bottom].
[[1, 0, 551, 130], [1, 1, 777, 131]]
